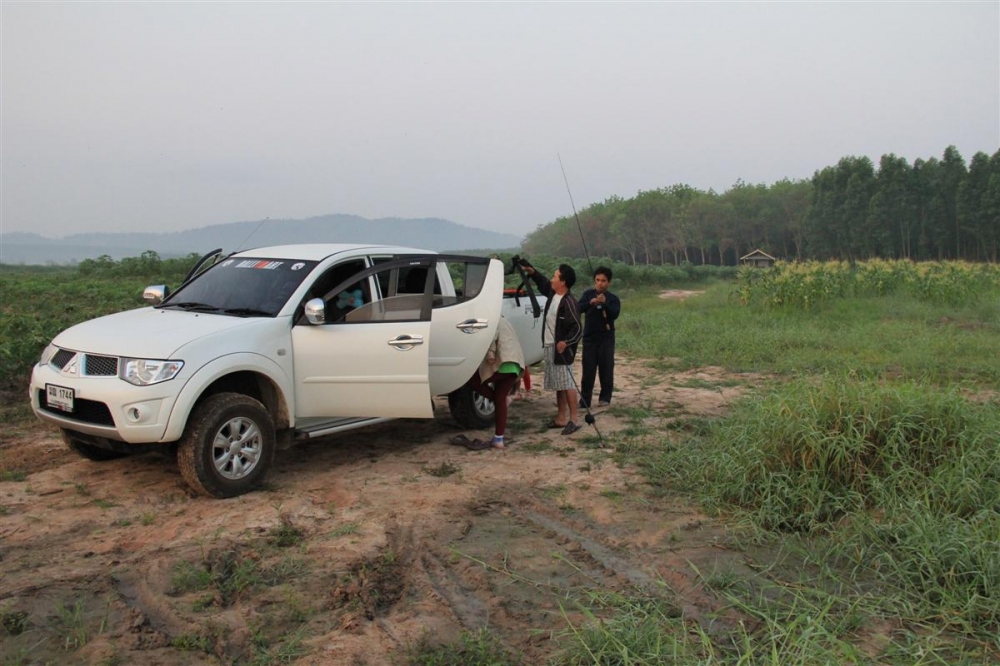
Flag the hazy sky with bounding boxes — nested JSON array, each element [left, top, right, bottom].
[[2, 2, 998, 240]]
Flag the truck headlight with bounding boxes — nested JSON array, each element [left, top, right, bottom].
[[120, 358, 184, 386], [39, 343, 58, 366]]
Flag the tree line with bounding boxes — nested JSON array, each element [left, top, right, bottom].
[[522, 146, 1000, 265]]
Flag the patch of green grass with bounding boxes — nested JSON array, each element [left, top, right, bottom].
[[671, 377, 722, 390], [278, 591, 312, 624], [607, 402, 660, 420], [556, 592, 689, 664], [172, 543, 308, 611], [248, 626, 309, 665], [54, 600, 88, 650], [518, 440, 554, 453], [598, 489, 623, 502], [170, 561, 213, 594], [541, 484, 567, 501], [191, 594, 215, 612], [139, 512, 156, 526], [0, 470, 26, 482], [1, 609, 29, 636], [267, 516, 304, 548], [171, 632, 212, 652], [423, 461, 460, 477], [403, 628, 521, 665], [329, 522, 361, 538]]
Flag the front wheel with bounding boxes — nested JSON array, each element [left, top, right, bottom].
[[177, 393, 276, 498], [448, 384, 495, 429]]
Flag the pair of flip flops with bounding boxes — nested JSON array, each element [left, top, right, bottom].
[[561, 421, 582, 435], [545, 421, 582, 435]]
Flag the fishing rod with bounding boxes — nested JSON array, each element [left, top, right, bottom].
[[556, 154, 603, 441], [558, 153, 595, 278]]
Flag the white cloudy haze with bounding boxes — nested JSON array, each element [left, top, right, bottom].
[[2, 1, 997, 240]]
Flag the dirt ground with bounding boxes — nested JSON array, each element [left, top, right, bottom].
[[1, 293, 760, 665]]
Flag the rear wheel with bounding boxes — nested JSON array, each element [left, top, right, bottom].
[[448, 384, 495, 429], [177, 393, 276, 498], [60, 429, 128, 461]]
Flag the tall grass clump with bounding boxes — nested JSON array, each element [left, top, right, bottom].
[[646, 376, 1000, 636]]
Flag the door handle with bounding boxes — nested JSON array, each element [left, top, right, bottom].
[[456, 318, 489, 334], [387, 334, 424, 350]]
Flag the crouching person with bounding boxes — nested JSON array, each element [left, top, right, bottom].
[[459, 316, 526, 450]]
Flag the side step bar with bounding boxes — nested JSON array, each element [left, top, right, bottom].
[[294, 416, 392, 440]]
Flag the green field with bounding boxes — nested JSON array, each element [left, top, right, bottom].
[[2, 257, 999, 663]]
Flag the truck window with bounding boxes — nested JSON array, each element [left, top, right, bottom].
[[431, 260, 487, 308], [346, 263, 432, 322]]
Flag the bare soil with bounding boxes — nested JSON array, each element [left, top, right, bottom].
[[1, 302, 763, 664]]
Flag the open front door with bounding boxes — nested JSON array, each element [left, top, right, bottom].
[[427, 257, 505, 395], [291, 257, 437, 419]]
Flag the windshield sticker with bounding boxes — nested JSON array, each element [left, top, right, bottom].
[[291, 262, 306, 271], [235, 260, 284, 270], [220, 259, 234, 267]]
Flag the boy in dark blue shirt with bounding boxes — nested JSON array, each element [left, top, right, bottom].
[[577, 266, 621, 408]]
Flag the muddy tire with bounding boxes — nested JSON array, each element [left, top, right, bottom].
[[177, 393, 275, 498], [60, 429, 128, 461], [448, 384, 495, 429]]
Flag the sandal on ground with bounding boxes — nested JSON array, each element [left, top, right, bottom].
[[450, 434, 472, 446], [561, 421, 582, 436], [546, 421, 566, 429], [464, 438, 494, 451]]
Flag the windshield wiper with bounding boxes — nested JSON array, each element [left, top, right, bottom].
[[160, 301, 221, 312], [221, 307, 273, 318]]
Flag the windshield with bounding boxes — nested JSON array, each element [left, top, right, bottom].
[[160, 257, 319, 317]]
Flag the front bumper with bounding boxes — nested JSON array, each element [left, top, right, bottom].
[[30, 362, 179, 444]]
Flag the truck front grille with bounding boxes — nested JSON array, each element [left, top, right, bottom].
[[51, 349, 75, 369], [84, 355, 118, 376], [37, 390, 115, 426], [48, 350, 119, 376]]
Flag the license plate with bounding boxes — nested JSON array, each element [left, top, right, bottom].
[[46, 384, 74, 412]]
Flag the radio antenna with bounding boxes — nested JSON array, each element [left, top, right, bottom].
[[557, 154, 595, 277], [235, 216, 269, 253], [556, 154, 603, 441]]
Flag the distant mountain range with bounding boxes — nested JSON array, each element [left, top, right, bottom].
[[0, 214, 525, 265]]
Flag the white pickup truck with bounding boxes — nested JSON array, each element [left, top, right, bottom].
[[29, 244, 546, 498]]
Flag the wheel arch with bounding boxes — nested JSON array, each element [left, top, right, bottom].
[[163, 354, 292, 442]]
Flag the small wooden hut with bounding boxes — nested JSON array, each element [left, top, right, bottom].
[[739, 249, 776, 268]]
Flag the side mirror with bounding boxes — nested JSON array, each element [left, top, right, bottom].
[[303, 298, 326, 325], [143, 285, 170, 305]]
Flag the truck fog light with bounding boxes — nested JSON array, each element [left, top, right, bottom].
[[123, 401, 161, 424]]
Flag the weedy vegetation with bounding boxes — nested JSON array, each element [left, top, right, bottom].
[[585, 268, 1000, 663]]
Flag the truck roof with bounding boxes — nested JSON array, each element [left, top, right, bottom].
[[234, 243, 436, 262]]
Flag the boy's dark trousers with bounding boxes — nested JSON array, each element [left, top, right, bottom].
[[579, 333, 615, 407]]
